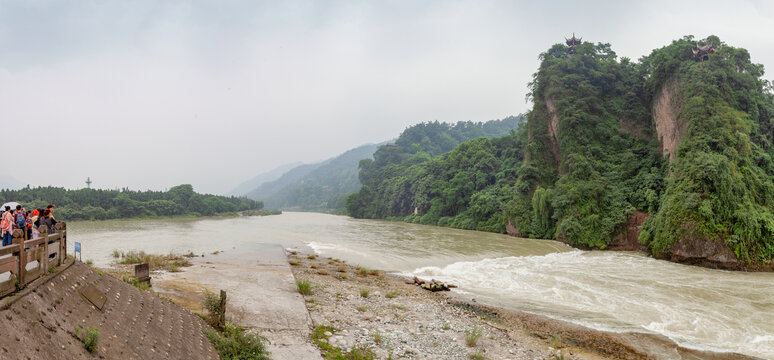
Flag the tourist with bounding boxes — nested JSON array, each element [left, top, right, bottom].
[[14, 205, 27, 240], [1, 206, 13, 246], [38, 209, 56, 235], [25, 210, 32, 240], [47, 204, 55, 220]]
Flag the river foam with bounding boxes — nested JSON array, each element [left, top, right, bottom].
[[412, 251, 774, 358]]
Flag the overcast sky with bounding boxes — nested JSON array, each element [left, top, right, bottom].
[[1, 0, 772, 195]]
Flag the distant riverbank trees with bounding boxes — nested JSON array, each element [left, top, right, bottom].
[[0, 184, 262, 220]]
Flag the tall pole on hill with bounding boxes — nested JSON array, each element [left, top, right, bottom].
[[86, 177, 92, 189]]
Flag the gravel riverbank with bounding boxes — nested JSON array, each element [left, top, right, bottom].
[[288, 250, 602, 360], [288, 250, 759, 360]]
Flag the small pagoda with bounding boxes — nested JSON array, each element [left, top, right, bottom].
[[565, 33, 582, 54], [692, 43, 714, 61]]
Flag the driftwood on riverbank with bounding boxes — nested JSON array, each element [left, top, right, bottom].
[[411, 276, 456, 292]]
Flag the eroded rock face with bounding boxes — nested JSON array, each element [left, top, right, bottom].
[[506, 219, 520, 237], [608, 211, 648, 251], [544, 97, 562, 166], [668, 237, 739, 269], [652, 79, 687, 161]]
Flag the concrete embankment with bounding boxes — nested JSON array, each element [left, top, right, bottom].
[[0, 260, 218, 359]]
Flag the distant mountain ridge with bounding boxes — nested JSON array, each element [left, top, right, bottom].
[[244, 143, 383, 211], [230, 162, 302, 196]]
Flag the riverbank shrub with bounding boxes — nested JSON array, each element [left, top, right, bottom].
[[296, 279, 313, 295], [465, 325, 483, 347], [75, 326, 99, 353], [115, 251, 191, 272], [204, 323, 269, 360]]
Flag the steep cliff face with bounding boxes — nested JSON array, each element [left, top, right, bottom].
[[544, 97, 562, 167], [652, 79, 687, 161]]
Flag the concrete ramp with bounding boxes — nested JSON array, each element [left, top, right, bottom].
[[0, 261, 218, 359], [157, 244, 323, 360]]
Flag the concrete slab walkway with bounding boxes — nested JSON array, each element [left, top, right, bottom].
[[155, 244, 322, 360]]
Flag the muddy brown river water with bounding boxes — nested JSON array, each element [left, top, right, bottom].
[[69, 212, 774, 358]]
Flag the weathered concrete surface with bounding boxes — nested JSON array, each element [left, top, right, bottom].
[[155, 244, 322, 360], [0, 260, 218, 359]]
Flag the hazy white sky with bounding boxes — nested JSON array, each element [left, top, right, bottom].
[[1, 0, 772, 194]]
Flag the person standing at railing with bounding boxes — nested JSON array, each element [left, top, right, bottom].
[[25, 210, 32, 240], [14, 205, 27, 240], [1, 206, 13, 246], [37, 209, 56, 235]]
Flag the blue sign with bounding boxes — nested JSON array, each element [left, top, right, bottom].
[[74, 242, 81, 253]]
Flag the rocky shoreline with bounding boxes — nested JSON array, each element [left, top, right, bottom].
[[288, 250, 759, 360]]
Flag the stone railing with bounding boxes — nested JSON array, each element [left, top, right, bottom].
[[0, 222, 67, 297]]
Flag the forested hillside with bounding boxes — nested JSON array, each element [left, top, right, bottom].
[[348, 36, 774, 270], [0, 185, 261, 220], [260, 143, 381, 211], [346, 116, 524, 231]]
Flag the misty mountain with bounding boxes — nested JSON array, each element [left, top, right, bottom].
[[230, 162, 303, 196], [0, 174, 23, 191], [255, 143, 383, 211]]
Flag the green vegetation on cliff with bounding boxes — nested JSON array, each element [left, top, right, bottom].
[[637, 36, 774, 264], [0, 184, 262, 220], [346, 116, 524, 232], [347, 36, 774, 268]]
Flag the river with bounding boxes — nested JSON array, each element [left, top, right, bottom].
[[68, 212, 773, 359]]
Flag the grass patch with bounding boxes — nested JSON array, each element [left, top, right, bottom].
[[337, 264, 348, 272], [204, 323, 269, 360], [308, 254, 318, 259], [211, 250, 221, 255], [359, 289, 370, 298], [121, 273, 150, 291], [442, 323, 451, 330], [74, 326, 99, 353], [312, 325, 374, 360], [317, 269, 330, 275], [468, 349, 486, 360], [465, 325, 483, 347], [296, 279, 313, 295], [289, 260, 301, 266], [356, 306, 368, 312], [389, 304, 408, 311], [385, 291, 399, 299], [310, 263, 319, 269], [115, 250, 191, 272], [111, 249, 120, 258], [85, 259, 94, 266], [373, 331, 384, 345], [356, 267, 368, 277]]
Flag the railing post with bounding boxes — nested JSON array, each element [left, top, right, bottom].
[[56, 222, 66, 266], [38, 226, 48, 275], [219, 290, 227, 330], [13, 229, 25, 287], [42, 232, 49, 274]]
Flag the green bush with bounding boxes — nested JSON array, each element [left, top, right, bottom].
[[296, 279, 313, 295], [75, 326, 99, 353], [204, 323, 269, 360]]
